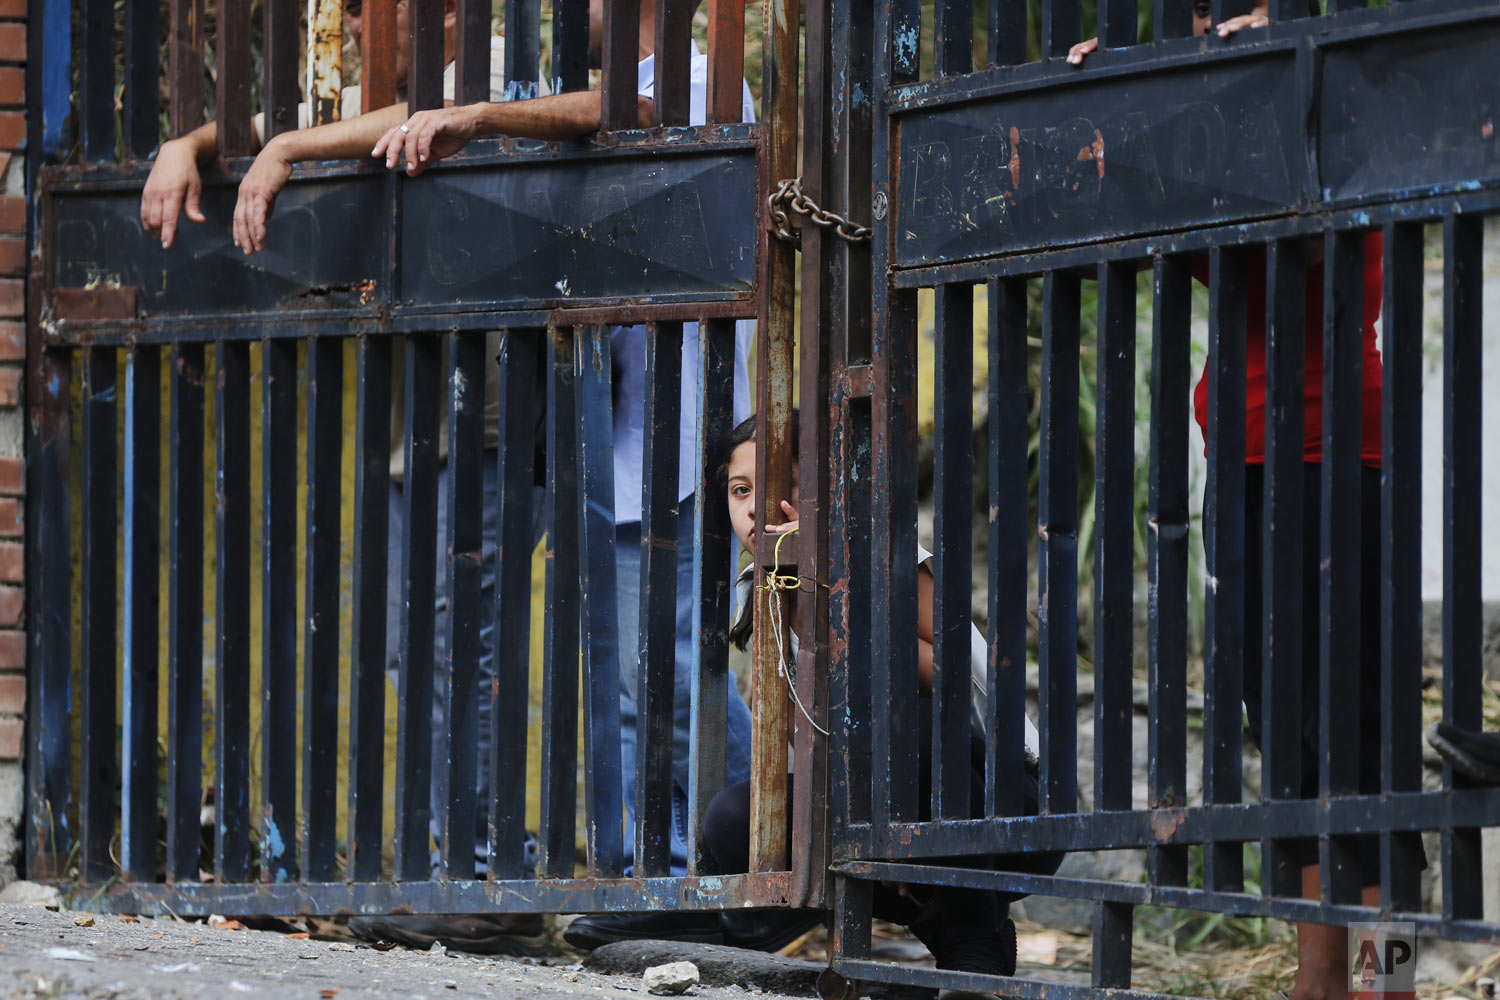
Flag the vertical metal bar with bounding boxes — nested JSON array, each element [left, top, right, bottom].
[[500, 0, 540, 100], [1326, 0, 1362, 13], [636, 323, 682, 877], [539, 328, 581, 879], [890, 0, 920, 83], [489, 329, 541, 881], [456, 0, 494, 104], [988, 277, 1027, 820], [214, 341, 251, 883], [123, 0, 161, 157], [687, 320, 736, 873], [308, 0, 344, 125], [551, 0, 590, 94], [498, 0, 540, 100], [1154, 0, 1192, 39], [831, 394, 872, 831], [933, 0, 972, 76], [122, 346, 159, 881], [1203, 246, 1247, 893], [80, 347, 116, 883], [654, 0, 694, 125], [576, 327, 624, 879], [79, 0, 115, 161], [989, 0, 1026, 65], [1441, 213, 1484, 921], [1100, 0, 1136, 47], [359, 0, 399, 112], [830, 875, 875, 991], [264, 0, 300, 137], [1270, 0, 1307, 20], [443, 332, 486, 880], [932, 284, 972, 822], [1094, 262, 1135, 815], [1038, 271, 1080, 817], [166, 342, 205, 884], [1319, 231, 1362, 906], [1262, 239, 1306, 902], [1091, 902, 1135, 989], [395, 333, 441, 882], [301, 337, 342, 882], [169, 0, 204, 136], [261, 338, 297, 882], [869, 0, 917, 844], [26, 347, 71, 880], [406, 0, 443, 112], [1043, 0, 1082, 59], [706, 0, 746, 123], [349, 334, 391, 883], [602, 0, 642, 131], [215, 0, 253, 158], [1380, 223, 1424, 913], [1147, 256, 1189, 887]]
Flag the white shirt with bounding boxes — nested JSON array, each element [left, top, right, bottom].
[[609, 49, 757, 523]]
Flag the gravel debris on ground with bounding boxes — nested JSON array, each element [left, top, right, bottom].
[[0, 903, 805, 1000]]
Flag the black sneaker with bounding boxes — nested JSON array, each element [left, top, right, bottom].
[[347, 912, 549, 957], [562, 911, 723, 951], [1427, 722, 1500, 784], [720, 908, 825, 953]]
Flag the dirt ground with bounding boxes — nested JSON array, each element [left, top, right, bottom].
[[0, 903, 800, 1000]]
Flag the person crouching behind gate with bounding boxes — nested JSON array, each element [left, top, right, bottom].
[[695, 411, 1062, 989]]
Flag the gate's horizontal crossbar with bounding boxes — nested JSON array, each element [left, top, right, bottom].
[[61, 871, 794, 918], [832, 862, 1500, 945], [41, 127, 761, 343], [831, 958, 1201, 1000], [890, 0, 1500, 268], [843, 787, 1500, 859]]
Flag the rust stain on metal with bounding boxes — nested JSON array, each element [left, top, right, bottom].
[[54, 287, 137, 321], [308, 0, 344, 126], [1149, 807, 1187, 842], [1008, 126, 1021, 189], [1075, 128, 1106, 179]]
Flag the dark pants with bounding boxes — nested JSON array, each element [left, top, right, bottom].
[[700, 698, 1063, 925], [1242, 462, 1424, 885]]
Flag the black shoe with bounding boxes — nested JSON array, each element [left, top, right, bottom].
[[912, 917, 1017, 1000], [1427, 722, 1500, 784], [562, 911, 723, 951], [720, 908, 825, 953], [347, 912, 549, 957]]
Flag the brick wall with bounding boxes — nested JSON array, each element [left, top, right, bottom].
[[0, 0, 23, 886]]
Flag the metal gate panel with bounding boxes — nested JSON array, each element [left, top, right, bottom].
[[824, 0, 1500, 996]]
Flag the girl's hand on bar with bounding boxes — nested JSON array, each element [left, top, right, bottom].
[[764, 499, 800, 534]]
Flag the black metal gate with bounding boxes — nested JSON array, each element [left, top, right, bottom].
[[820, 0, 1500, 996], [24, 0, 827, 917]]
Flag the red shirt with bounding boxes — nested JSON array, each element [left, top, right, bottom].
[[1191, 234, 1384, 467]]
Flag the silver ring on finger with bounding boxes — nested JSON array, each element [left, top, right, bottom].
[[399, 124, 411, 134]]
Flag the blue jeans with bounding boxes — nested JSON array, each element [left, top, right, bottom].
[[615, 505, 753, 876]]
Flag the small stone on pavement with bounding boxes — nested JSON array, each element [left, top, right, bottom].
[[643, 961, 701, 996]]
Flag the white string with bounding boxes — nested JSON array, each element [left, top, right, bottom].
[[763, 525, 830, 738]]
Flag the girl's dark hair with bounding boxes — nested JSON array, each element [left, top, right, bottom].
[[717, 409, 800, 489], [722, 408, 800, 651]]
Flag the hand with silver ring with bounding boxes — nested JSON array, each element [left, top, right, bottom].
[[373, 105, 488, 177], [399, 124, 411, 133]]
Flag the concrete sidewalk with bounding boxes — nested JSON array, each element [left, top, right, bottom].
[[0, 902, 801, 1000]]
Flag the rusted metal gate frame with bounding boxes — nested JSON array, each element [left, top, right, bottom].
[[818, 0, 1500, 997], [22, 0, 830, 918]]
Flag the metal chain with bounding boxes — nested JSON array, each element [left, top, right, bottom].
[[767, 176, 872, 247]]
